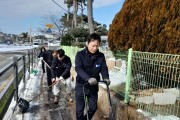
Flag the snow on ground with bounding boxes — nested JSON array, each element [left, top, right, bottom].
[[111, 60, 126, 82], [3, 61, 43, 120], [2, 69, 30, 120], [100, 60, 126, 88], [0, 44, 35, 52], [151, 115, 180, 120]]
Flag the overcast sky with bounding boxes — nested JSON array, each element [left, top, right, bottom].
[[0, 0, 124, 34]]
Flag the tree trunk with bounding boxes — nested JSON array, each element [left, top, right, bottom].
[[87, 0, 94, 33], [80, 2, 84, 26], [67, 6, 70, 33], [67, 6, 70, 21], [73, 0, 78, 28]]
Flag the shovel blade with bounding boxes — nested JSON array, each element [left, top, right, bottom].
[[18, 98, 30, 113]]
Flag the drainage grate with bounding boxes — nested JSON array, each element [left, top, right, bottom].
[[49, 109, 63, 120]]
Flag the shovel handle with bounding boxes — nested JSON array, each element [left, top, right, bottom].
[[42, 59, 51, 69], [28, 79, 62, 103]]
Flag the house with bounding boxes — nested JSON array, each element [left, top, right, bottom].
[[4, 39, 13, 45]]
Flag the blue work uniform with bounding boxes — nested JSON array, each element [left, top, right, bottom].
[[75, 47, 109, 120], [51, 55, 72, 79]]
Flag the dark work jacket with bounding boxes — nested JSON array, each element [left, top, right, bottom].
[[44, 50, 53, 66], [75, 47, 109, 93], [51, 55, 72, 79], [38, 51, 47, 60]]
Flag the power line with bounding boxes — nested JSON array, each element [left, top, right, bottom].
[[51, 0, 68, 12]]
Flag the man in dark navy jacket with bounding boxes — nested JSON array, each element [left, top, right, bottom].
[[51, 49, 72, 104], [38, 47, 46, 73], [75, 33, 110, 120], [43, 50, 57, 91]]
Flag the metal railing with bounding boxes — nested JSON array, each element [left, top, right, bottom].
[[0, 48, 38, 119]]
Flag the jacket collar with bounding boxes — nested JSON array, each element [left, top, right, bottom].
[[85, 47, 99, 56]]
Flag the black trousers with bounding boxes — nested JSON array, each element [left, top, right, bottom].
[[42, 61, 45, 73], [75, 89, 98, 120], [46, 66, 52, 86]]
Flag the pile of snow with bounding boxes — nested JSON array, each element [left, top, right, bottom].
[[137, 109, 180, 120], [151, 115, 180, 120], [100, 60, 126, 88], [3, 61, 42, 120]]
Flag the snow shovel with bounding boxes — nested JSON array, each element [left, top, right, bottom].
[[18, 59, 67, 113], [18, 79, 64, 113], [42, 59, 51, 69]]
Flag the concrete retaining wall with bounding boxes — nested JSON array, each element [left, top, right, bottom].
[[98, 86, 150, 120]]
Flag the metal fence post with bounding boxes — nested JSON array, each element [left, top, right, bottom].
[[13, 56, 18, 103], [35, 48, 38, 61], [124, 48, 133, 104], [31, 49, 33, 71], [23, 54, 26, 83], [28, 50, 30, 79]]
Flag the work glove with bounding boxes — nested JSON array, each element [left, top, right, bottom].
[[52, 78, 56, 84], [58, 76, 66, 85], [39, 57, 43, 60], [88, 78, 97, 85], [59, 76, 64, 80], [104, 79, 111, 86]]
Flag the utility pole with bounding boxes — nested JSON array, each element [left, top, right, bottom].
[[29, 26, 32, 45]]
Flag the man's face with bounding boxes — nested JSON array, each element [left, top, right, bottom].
[[58, 55, 64, 61], [52, 52, 57, 57], [87, 40, 100, 54]]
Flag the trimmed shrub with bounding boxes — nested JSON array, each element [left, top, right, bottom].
[[108, 0, 180, 54]]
